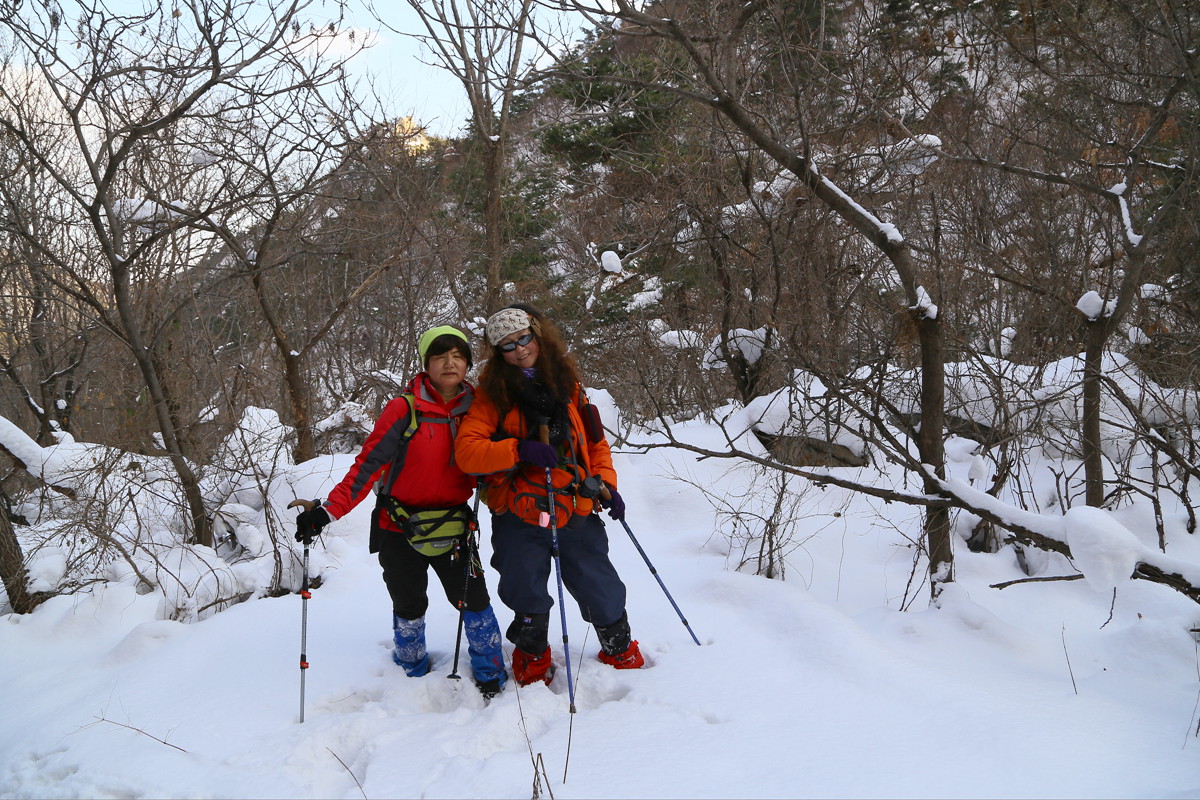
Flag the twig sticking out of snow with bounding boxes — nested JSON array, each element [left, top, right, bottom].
[[1061, 626, 1079, 696], [327, 748, 367, 800], [79, 715, 188, 753]]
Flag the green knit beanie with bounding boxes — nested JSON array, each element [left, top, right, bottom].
[[417, 325, 471, 367]]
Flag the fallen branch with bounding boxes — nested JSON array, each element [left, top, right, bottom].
[[0, 439, 76, 498], [514, 683, 554, 800], [991, 574, 1085, 590], [1062, 626, 1079, 696], [642, 435, 1200, 606], [1132, 563, 1200, 604]]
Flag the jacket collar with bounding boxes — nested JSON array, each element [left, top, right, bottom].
[[410, 373, 474, 417]]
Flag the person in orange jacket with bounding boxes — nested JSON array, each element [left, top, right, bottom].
[[294, 325, 507, 698], [455, 304, 644, 687]]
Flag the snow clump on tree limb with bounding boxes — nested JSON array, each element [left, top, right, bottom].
[[1063, 506, 1146, 594]]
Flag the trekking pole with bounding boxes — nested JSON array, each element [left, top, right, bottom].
[[448, 482, 483, 681], [619, 518, 702, 646], [539, 423, 577, 714], [299, 543, 312, 721], [286, 498, 317, 722], [447, 550, 467, 682]]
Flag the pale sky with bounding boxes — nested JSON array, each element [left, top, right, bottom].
[[337, 3, 473, 138]]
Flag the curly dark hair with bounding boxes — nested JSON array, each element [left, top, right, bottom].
[[478, 304, 581, 411]]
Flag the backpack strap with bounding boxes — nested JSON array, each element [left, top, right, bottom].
[[379, 393, 421, 496], [379, 383, 475, 495]]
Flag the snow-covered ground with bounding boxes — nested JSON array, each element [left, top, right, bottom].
[[2, 411, 1199, 799]]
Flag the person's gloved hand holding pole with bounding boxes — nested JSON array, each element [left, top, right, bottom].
[[602, 488, 625, 521], [518, 439, 558, 469], [293, 502, 331, 545]]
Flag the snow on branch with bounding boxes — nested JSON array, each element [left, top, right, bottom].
[[111, 197, 187, 229], [816, 174, 903, 244], [0, 415, 76, 497], [1075, 291, 1115, 321], [1106, 183, 1143, 248], [702, 326, 775, 370], [930, 471, 1200, 604], [601, 250, 623, 274], [911, 286, 938, 319]]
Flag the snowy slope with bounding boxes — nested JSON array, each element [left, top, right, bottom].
[[1, 422, 1198, 799]]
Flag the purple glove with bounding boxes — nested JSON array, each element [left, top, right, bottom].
[[518, 439, 558, 469], [602, 488, 625, 521]]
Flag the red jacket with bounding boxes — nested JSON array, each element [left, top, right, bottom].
[[324, 374, 475, 533], [455, 384, 617, 528]]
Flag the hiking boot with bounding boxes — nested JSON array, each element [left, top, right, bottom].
[[597, 639, 644, 670], [476, 678, 504, 700], [594, 611, 632, 655], [512, 646, 555, 686]]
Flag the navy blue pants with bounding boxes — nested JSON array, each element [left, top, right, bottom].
[[489, 511, 627, 628]]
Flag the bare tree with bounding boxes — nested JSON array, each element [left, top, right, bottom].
[[556, 0, 956, 596], [235, 122, 455, 462], [895, 0, 1195, 508], [0, 0, 363, 545], [536, 0, 1199, 601], [372, 0, 542, 314], [0, 157, 93, 444]]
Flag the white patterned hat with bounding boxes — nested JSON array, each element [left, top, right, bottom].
[[485, 307, 532, 346]]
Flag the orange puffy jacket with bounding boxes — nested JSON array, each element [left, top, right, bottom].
[[455, 385, 617, 528]]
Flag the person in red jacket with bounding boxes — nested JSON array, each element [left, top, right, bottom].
[[455, 305, 644, 688], [294, 325, 507, 698]]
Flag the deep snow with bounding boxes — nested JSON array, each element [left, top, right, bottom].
[[2, 413, 1199, 799]]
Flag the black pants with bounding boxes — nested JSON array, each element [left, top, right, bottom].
[[375, 519, 491, 620]]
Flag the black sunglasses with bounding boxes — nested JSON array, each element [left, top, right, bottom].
[[497, 332, 536, 352]]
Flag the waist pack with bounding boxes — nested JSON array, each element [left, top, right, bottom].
[[509, 465, 582, 529], [380, 496, 475, 557]]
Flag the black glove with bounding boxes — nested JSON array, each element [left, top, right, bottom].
[[294, 503, 331, 545], [602, 488, 626, 521], [517, 439, 558, 469]]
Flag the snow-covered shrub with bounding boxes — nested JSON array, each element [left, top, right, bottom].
[[741, 369, 870, 467], [1, 406, 314, 619], [315, 401, 374, 455], [701, 327, 775, 372]]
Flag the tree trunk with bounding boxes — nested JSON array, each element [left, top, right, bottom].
[[112, 273, 213, 548], [0, 495, 47, 614], [483, 139, 505, 315], [284, 353, 315, 464], [916, 312, 953, 594], [1081, 318, 1107, 507], [247, 268, 314, 463]]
